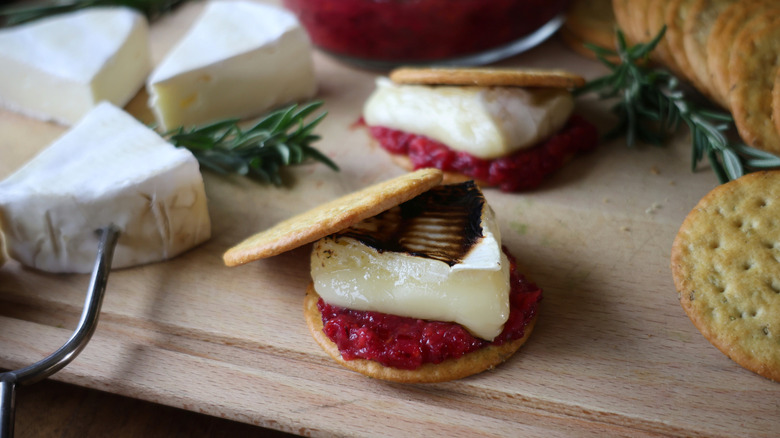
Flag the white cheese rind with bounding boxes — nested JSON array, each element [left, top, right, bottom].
[[363, 77, 574, 159], [0, 7, 151, 125], [147, 0, 317, 130], [310, 205, 510, 341], [0, 102, 211, 273]]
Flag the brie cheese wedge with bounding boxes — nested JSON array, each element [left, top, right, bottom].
[[0, 102, 211, 273], [0, 7, 151, 125], [147, 0, 317, 130], [310, 182, 510, 340], [363, 77, 574, 159]]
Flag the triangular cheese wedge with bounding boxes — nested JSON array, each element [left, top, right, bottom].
[[0, 102, 211, 273], [0, 7, 151, 125], [147, 0, 316, 130]]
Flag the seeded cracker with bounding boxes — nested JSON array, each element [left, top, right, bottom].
[[706, 1, 773, 110], [682, 0, 733, 108], [646, 0, 684, 77], [388, 67, 585, 89], [303, 284, 538, 384], [728, 13, 780, 153], [671, 171, 780, 382], [223, 168, 443, 266], [664, 0, 708, 93]]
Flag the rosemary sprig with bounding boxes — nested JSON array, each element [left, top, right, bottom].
[[0, 0, 190, 27], [574, 27, 780, 183], [164, 101, 339, 186]]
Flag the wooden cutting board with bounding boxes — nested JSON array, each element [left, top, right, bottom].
[[1, 2, 778, 436]]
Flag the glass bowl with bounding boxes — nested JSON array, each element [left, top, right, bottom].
[[282, 0, 571, 68]]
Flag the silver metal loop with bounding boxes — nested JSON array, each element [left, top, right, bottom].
[[0, 225, 120, 438]]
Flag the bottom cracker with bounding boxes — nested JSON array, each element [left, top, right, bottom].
[[304, 284, 537, 384]]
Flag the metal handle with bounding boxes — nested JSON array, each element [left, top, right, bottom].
[[0, 225, 120, 438]]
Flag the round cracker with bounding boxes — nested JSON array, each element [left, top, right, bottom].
[[223, 168, 443, 266], [563, 0, 617, 50], [646, 0, 685, 77], [665, 0, 708, 91], [706, 1, 773, 110], [671, 170, 780, 382], [728, 13, 780, 152], [303, 284, 538, 383], [682, 0, 734, 108], [629, 0, 652, 43], [611, 0, 634, 43], [388, 67, 585, 89]]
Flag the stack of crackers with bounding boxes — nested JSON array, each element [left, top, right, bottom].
[[606, 0, 780, 383], [564, 1, 780, 154], [560, 0, 617, 61], [610, 0, 780, 154], [560, 0, 780, 382]]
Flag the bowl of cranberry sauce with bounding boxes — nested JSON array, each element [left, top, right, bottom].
[[282, 0, 571, 68]]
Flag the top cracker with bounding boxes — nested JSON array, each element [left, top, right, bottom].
[[223, 168, 443, 266], [388, 67, 586, 89]]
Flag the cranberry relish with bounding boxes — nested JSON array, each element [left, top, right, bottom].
[[369, 115, 598, 192], [282, 0, 570, 62], [318, 248, 542, 370]]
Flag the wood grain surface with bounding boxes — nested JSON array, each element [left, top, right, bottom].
[[12, 379, 297, 437], [1, 1, 779, 437]]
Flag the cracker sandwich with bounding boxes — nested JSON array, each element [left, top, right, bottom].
[[224, 169, 542, 383], [362, 67, 599, 192]]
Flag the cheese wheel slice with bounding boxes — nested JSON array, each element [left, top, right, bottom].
[[0, 102, 211, 273], [0, 7, 151, 125], [147, 0, 316, 130]]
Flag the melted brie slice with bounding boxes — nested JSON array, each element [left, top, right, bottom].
[[0, 102, 211, 273], [363, 77, 574, 159], [147, 0, 317, 130], [310, 182, 511, 341], [0, 7, 151, 125]]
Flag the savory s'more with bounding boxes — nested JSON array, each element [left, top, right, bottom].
[[224, 169, 542, 383]]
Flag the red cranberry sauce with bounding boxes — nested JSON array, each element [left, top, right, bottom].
[[282, 0, 570, 62], [369, 115, 599, 192], [317, 248, 542, 370]]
